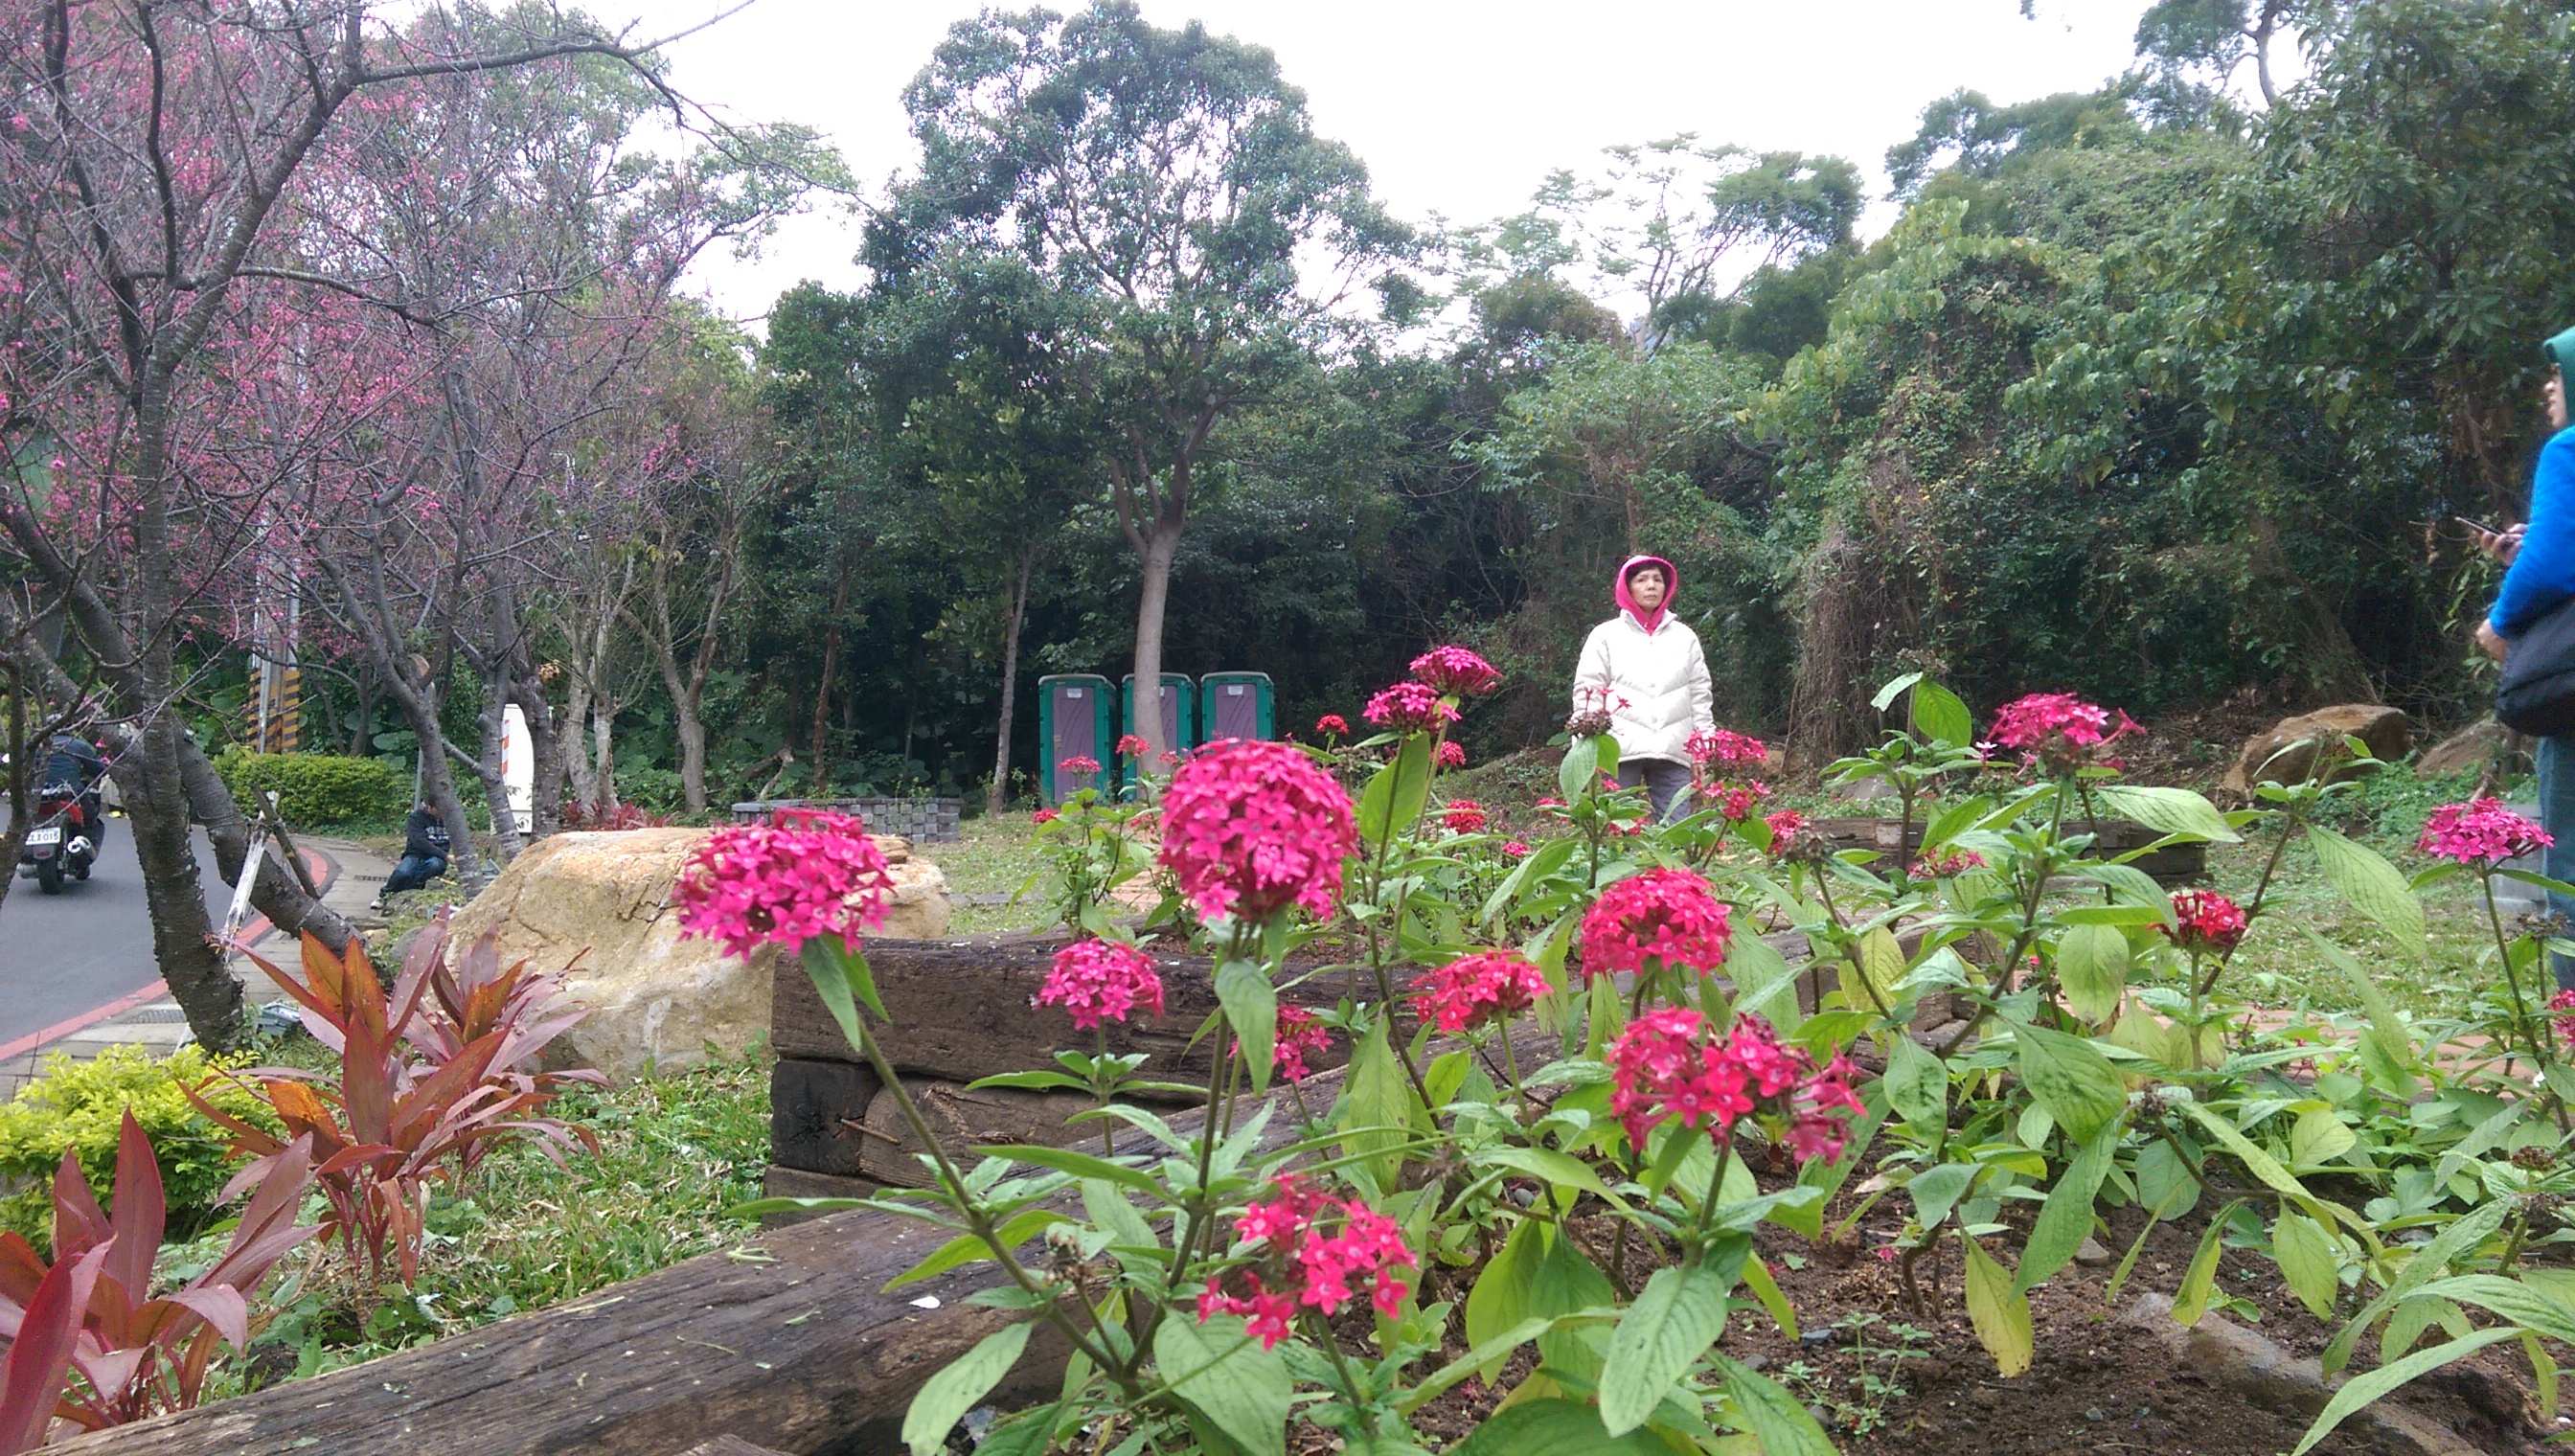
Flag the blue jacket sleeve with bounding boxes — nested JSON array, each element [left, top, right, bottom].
[[2491, 426, 2575, 637]]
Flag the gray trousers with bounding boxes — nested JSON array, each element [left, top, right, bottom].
[[1615, 757, 1695, 824]]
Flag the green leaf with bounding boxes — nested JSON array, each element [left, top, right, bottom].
[[2090, 785, 2240, 843], [1711, 1353, 1838, 1455], [1885, 1035, 1947, 1131], [1906, 1161, 1978, 1231], [2308, 826, 2427, 959], [1338, 1018, 1414, 1190], [2171, 1209, 2233, 1327], [2301, 928, 2420, 1098], [1599, 1251, 1737, 1435], [1461, 1217, 1540, 1375], [903, 1321, 1033, 1456], [1449, 1399, 1673, 1456], [2289, 1109, 2356, 1168], [2174, 1099, 2311, 1199], [886, 1209, 1070, 1290], [1870, 671, 1924, 714], [2133, 1138, 2200, 1220], [1082, 1178, 1159, 1261], [1154, 1313, 1290, 1456], [966, 1071, 1093, 1093], [800, 938, 886, 1058], [2017, 1119, 2119, 1295], [2291, 1330, 2522, 1455], [1215, 960, 1277, 1095], [1398, 1314, 1561, 1414], [1963, 1237, 2033, 1376], [2271, 1212, 2341, 1321], [1911, 681, 1975, 749], [1479, 1146, 1629, 1213], [1360, 735, 1436, 847], [2055, 923, 2131, 1026], [1726, 932, 1801, 1037], [2323, 1195, 2516, 1376], [981, 1145, 1156, 1195], [2407, 1274, 2575, 1347], [1558, 735, 1601, 807], [2011, 1023, 2127, 1142]]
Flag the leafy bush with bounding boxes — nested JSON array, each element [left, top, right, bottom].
[[214, 750, 404, 826], [0, 1046, 278, 1255], [617, 765, 686, 813]]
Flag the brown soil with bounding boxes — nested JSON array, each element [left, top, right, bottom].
[[1379, 1176, 2550, 1456]]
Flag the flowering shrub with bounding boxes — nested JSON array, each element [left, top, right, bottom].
[[1115, 733, 1150, 759], [1058, 753, 1102, 778]]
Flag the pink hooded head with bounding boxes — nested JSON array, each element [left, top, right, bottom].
[[1614, 555, 1679, 634]]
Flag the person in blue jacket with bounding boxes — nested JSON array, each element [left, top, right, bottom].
[[2472, 325, 2575, 986]]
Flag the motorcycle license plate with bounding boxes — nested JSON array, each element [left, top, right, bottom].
[[24, 828, 59, 848]]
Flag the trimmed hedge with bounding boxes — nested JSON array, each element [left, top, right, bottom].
[[0, 1045, 281, 1254], [216, 749, 405, 826]]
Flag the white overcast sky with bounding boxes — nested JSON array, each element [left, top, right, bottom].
[[601, 0, 2184, 324]]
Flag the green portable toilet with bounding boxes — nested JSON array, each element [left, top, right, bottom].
[[1198, 671, 1274, 742], [1120, 672, 1196, 786], [1037, 673, 1114, 804]]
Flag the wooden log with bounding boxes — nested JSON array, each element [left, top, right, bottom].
[[768, 1058, 878, 1176], [760, 1166, 879, 1228], [770, 935, 1356, 1090], [859, 1079, 1108, 1189]]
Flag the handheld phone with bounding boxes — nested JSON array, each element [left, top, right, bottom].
[[2457, 515, 2503, 535]]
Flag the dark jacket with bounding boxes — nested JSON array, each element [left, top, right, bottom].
[[403, 808, 452, 861]]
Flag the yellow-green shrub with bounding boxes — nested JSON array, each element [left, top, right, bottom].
[[0, 1045, 279, 1253]]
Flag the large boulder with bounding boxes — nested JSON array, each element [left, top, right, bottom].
[[2415, 718, 2513, 777], [446, 828, 950, 1080], [2219, 705, 2409, 797]]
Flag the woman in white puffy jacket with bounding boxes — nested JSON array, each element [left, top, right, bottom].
[[1571, 554, 1716, 821]]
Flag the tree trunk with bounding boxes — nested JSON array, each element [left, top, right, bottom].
[[1129, 516, 1185, 759], [676, 688, 710, 813], [812, 551, 852, 794], [592, 701, 620, 814], [988, 550, 1035, 816], [563, 672, 599, 815], [470, 668, 527, 859]]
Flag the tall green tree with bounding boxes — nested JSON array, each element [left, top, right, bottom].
[[869, 2, 1415, 756]]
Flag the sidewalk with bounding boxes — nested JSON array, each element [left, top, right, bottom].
[[0, 835, 392, 1096]]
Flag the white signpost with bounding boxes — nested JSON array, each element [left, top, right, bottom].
[[500, 703, 535, 834]]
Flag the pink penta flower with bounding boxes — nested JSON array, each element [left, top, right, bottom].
[[2553, 990, 2575, 1049], [1501, 839, 1531, 857], [1411, 948, 1551, 1034], [1314, 714, 1350, 738], [1720, 785, 1762, 822], [1365, 680, 1460, 736], [1579, 868, 1732, 982], [2163, 889, 2248, 955], [1607, 1010, 1859, 1160], [1059, 754, 1103, 778], [1199, 1175, 1419, 1348], [2418, 798, 2553, 867], [1032, 808, 1060, 825], [1765, 809, 1807, 853], [1036, 939, 1167, 1031], [1439, 740, 1467, 770], [1686, 728, 1766, 771], [1442, 799, 1487, 834], [1159, 739, 1359, 922], [1411, 645, 1501, 696], [1911, 848, 1985, 877], [1116, 734, 1151, 758], [673, 809, 895, 960], [1274, 1005, 1333, 1082], [1990, 693, 2138, 770]]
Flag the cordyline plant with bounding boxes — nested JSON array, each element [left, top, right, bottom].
[[0, 1112, 317, 1450], [185, 931, 599, 1294]]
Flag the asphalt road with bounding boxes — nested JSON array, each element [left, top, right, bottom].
[[0, 819, 237, 1047]]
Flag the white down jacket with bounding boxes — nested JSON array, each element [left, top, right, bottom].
[[1572, 554, 1716, 766]]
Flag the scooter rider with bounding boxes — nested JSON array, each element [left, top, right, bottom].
[[41, 733, 107, 861]]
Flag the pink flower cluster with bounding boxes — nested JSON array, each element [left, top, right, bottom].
[[1059, 754, 1103, 778], [1365, 681, 1459, 736], [2164, 889, 2248, 955], [1412, 949, 1551, 1034], [1911, 848, 1985, 878], [1159, 739, 1359, 922], [673, 809, 895, 959], [1439, 740, 1467, 770], [2552, 990, 2575, 1049], [1115, 734, 1151, 758], [1198, 1176, 1418, 1349], [1035, 939, 1167, 1031], [1719, 784, 1767, 822], [1411, 645, 1501, 697], [2417, 798, 2553, 867], [1032, 807, 1060, 825], [1580, 868, 1733, 981], [1607, 1009, 1863, 1161], [1501, 839, 1530, 857], [1990, 693, 2137, 770], [1314, 714, 1349, 738], [1442, 799, 1487, 834], [1686, 729, 1767, 770], [1765, 809, 1806, 853], [1273, 1006, 1333, 1082]]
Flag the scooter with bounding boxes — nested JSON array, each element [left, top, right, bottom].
[[17, 779, 100, 895]]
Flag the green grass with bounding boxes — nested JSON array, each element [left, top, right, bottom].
[[932, 814, 1058, 936]]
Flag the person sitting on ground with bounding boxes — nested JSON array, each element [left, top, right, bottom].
[[1571, 554, 1717, 823], [373, 801, 452, 910], [2472, 324, 2575, 988]]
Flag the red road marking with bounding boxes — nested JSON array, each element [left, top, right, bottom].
[[0, 846, 334, 1064]]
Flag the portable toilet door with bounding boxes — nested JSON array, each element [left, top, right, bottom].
[[1198, 671, 1273, 742], [1120, 672, 1196, 786], [1037, 673, 1114, 804]]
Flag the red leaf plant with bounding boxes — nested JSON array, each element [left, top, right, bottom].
[[0, 1112, 319, 1448], [397, 912, 608, 1173], [185, 932, 601, 1292]]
